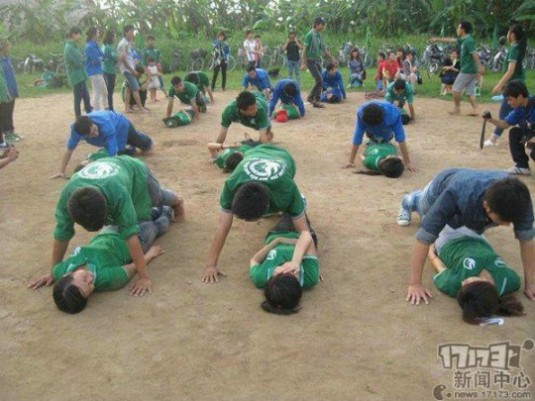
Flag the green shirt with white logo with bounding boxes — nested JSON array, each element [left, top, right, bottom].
[[168, 81, 199, 105], [433, 236, 521, 297], [385, 81, 414, 104], [213, 144, 252, 169], [363, 143, 397, 171], [457, 35, 477, 74], [221, 93, 270, 130], [219, 144, 304, 217], [249, 231, 319, 289], [52, 232, 131, 291], [54, 156, 151, 242]]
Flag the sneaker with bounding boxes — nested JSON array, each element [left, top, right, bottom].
[[0, 141, 8, 150], [396, 196, 411, 226], [483, 139, 497, 147], [4, 132, 22, 143], [506, 166, 531, 176]]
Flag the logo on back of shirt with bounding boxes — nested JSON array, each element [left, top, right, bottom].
[[463, 257, 476, 270], [243, 158, 286, 181], [494, 258, 505, 268], [78, 161, 120, 180]]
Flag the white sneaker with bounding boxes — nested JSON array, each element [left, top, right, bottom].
[[506, 166, 531, 176], [397, 198, 411, 226], [483, 139, 497, 147]]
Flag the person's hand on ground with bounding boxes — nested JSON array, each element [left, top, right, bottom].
[[524, 283, 535, 301], [49, 172, 68, 180], [201, 265, 226, 284], [342, 162, 355, 169], [406, 284, 432, 305], [406, 162, 417, 172], [28, 273, 54, 289], [129, 277, 152, 296], [4, 147, 19, 162]]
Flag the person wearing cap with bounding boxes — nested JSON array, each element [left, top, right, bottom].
[[301, 17, 335, 108], [268, 79, 305, 118]]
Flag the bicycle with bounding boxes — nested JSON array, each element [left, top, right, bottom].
[[46, 53, 65, 74], [23, 53, 44, 74], [208, 50, 237, 72], [187, 48, 208, 71], [167, 48, 184, 73]]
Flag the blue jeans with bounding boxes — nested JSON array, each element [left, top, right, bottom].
[[73, 81, 92, 118], [138, 215, 170, 253], [125, 122, 152, 152], [494, 97, 512, 138], [286, 60, 300, 84]]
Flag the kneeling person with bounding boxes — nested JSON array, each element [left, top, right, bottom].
[[167, 76, 207, 122], [385, 79, 416, 124], [268, 79, 305, 118]]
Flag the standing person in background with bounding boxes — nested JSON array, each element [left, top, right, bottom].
[[243, 30, 257, 69], [254, 34, 264, 68], [283, 31, 303, 85], [0, 53, 11, 148], [117, 25, 148, 114], [102, 29, 118, 111], [0, 37, 22, 143], [142, 35, 165, 98], [211, 31, 230, 91], [382, 51, 399, 90], [484, 24, 527, 147], [85, 27, 108, 111], [64, 27, 92, 118], [301, 17, 335, 109]]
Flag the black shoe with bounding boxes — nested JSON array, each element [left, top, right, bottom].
[[313, 102, 325, 108]]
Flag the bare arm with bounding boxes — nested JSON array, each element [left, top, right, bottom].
[[51, 149, 74, 178], [428, 244, 447, 273], [123, 245, 164, 278], [472, 52, 485, 75], [206, 86, 215, 103], [249, 237, 283, 266], [520, 239, 535, 301], [492, 62, 516, 95], [216, 126, 229, 144], [166, 98, 174, 118], [207, 142, 240, 158], [190, 100, 200, 121], [345, 144, 360, 167], [485, 115, 510, 130], [202, 211, 234, 283], [398, 141, 416, 171], [406, 240, 433, 305], [126, 235, 151, 296], [258, 127, 269, 143], [409, 104, 416, 121]]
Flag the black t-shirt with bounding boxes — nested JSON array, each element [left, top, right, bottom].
[[286, 41, 300, 61]]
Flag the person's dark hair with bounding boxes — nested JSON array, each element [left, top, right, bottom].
[[135, 64, 145, 74], [217, 31, 227, 40], [379, 156, 404, 178], [288, 31, 296, 37], [67, 187, 108, 231], [74, 116, 93, 135], [326, 62, 336, 71], [457, 281, 524, 324], [223, 152, 244, 173], [231, 182, 269, 220], [378, 52, 386, 60], [509, 24, 527, 77], [185, 72, 199, 84], [254, 34, 261, 39], [68, 27, 82, 37], [484, 177, 531, 223], [171, 76, 182, 86], [53, 275, 88, 314], [261, 274, 302, 315], [459, 21, 473, 34], [245, 29, 252, 36], [396, 47, 404, 57], [394, 79, 406, 91], [246, 64, 257, 73], [283, 82, 297, 97], [86, 27, 98, 42], [123, 25, 134, 36], [102, 29, 115, 45], [503, 79, 529, 98], [147, 57, 155, 63], [236, 91, 257, 111], [146, 34, 155, 41], [362, 103, 384, 126], [350, 48, 361, 61]]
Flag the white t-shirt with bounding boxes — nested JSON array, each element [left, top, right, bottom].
[[244, 39, 256, 62], [117, 38, 134, 74], [146, 65, 160, 89]]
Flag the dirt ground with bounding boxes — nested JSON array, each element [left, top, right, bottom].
[[1, 89, 533, 401]]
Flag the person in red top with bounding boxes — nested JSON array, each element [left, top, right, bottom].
[[374, 52, 386, 92], [382, 51, 399, 89]]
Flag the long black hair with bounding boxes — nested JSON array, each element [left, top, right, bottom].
[[261, 274, 302, 315], [509, 24, 526, 78]]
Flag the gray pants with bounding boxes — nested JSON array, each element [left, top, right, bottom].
[[306, 59, 323, 102], [146, 169, 178, 207], [434, 225, 486, 255]]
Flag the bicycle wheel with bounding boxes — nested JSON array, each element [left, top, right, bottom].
[[227, 55, 236, 71], [262, 55, 271, 68], [188, 57, 204, 72]]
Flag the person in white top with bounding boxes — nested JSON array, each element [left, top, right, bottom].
[[243, 30, 258, 69]]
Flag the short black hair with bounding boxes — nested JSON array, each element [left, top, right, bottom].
[[146, 34, 155, 41], [171, 76, 182, 86], [53, 275, 88, 314], [236, 91, 257, 111], [379, 156, 404, 178], [223, 152, 244, 173], [184, 72, 199, 85], [261, 274, 302, 315], [362, 103, 384, 126], [86, 27, 98, 42], [325, 62, 336, 71], [135, 64, 145, 74], [503, 80, 529, 98], [283, 82, 297, 97], [103, 29, 115, 45], [394, 79, 406, 91], [231, 182, 269, 220], [123, 25, 134, 36], [74, 116, 93, 135], [68, 27, 81, 37], [246, 65, 257, 73], [459, 21, 473, 34], [67, 187, 108, 231], [484, 177, 531, 223], [378, 52, 386, 59]]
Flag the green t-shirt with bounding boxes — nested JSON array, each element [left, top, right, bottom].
[[304, 29, 324, 60], [142, 46, 161, 65], [219, 144, 304, 217], [168, 81, 199, 105], [457, 35, 477, 74], [363, 143, 397, 171], [185, 71, 210, 92], [213, 144, 252, 169], [52, 232, 131, 291], [221, 94, 270, 130], [505, 43, 525, 82], [279, 104, 301, 120], [433, 236, 521, 297], [64, 40, 88, 86], [87, 148, 109, 162], [385, 81, 414, 104], [102, 43, 118, 75], [249, 231, 319, 289], [54, 156, 151, 242]]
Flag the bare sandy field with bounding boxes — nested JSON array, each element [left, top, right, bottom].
[[1, 89, 533, 401]]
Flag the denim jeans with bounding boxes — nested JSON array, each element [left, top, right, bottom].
[[138, 216, 170, 253], [286, 60, 300, 84], [493, 97, 513, 138], [73, 81, 92, 118], [306, 59, 323, 102], [104, 73, 116, 111], [125, 122, 153, 152], [509, 127, 535, 168]]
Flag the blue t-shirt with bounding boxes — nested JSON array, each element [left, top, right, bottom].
[[504, 96, 535, 132], [0, 55, 18, 98], [85, 40, 104, 76], [269, 79, 305, 116], [67, 110, 131, 156], [321, 70, 346, 99], [352, 101, 405, 145], [242, 68, 272, 91]]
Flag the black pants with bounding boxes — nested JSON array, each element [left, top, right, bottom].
[[268, 213, 318, 249], [306, 59, 323, 103], [0, 99, 15, 132], [73, 81, 92, 118], [509, 127, 535, 169], [211, 60, 227, 90], [104, 73, 116, 111]]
